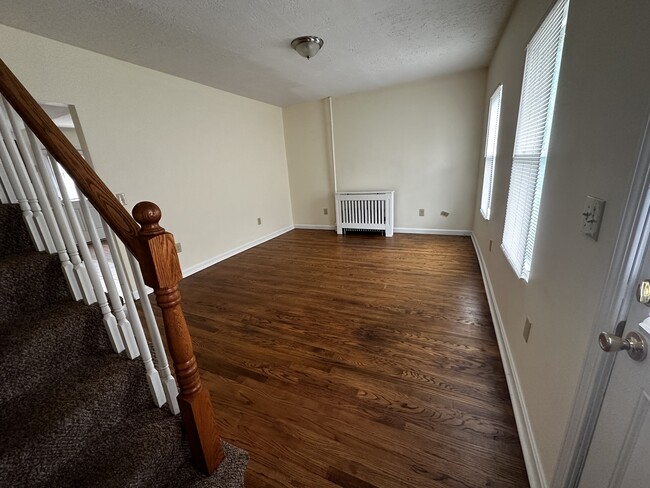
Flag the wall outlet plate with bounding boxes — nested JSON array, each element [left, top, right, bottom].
[[581, 195, 606, 241], [115, 193, 127, 205], [175, 242, 182, 253], [523, 317, 532, 343]]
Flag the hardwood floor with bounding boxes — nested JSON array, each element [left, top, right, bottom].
[[157, 230, 529, 487]]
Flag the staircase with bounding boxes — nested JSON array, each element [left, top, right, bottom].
[[0, 202, 247, 486]]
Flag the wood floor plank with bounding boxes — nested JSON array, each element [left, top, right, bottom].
[[153, 230, 529, 487]]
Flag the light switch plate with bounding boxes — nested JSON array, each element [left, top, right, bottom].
[[581, 195, 605, 241]]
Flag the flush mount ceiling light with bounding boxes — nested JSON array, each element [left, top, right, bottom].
[[291, 36, 324, 59]]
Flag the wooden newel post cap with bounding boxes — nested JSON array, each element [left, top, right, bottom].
[[133, 201, 165, 237]]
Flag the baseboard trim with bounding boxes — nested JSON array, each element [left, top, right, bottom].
[[394, 227, 471, 236], [294, 224, 336, 230], [470, 232, 546, 488], [182, 225, 294, 278]]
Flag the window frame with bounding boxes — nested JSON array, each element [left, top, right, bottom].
[[480, 84, 503, 220], [501, 0, 570, 281]]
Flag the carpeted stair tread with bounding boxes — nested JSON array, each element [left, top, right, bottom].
[[0, 201, 247, 486], [0, 356, 153, 485], [0, 354, 154, 485], [172, 442, 249, 488], [0, 250, 72, 323], [0, 301, 111, 404], [50, 408, 184, 488], [0, 204, 34, 257]]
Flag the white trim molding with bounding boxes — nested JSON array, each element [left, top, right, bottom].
[[394, 227, 471, 236], [293, 225, 471, 235], [470, 232, 546, 488], [294, 224, 336, 230], [182, 225, 294, 278]]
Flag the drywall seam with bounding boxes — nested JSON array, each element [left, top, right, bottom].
[[470, 232, 545, 488], [182, 225, 294, 277]]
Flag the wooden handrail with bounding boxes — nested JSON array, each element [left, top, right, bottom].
[[0, 57, 223, 474]]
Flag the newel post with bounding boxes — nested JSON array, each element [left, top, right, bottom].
[[133, 201, 224, 474]]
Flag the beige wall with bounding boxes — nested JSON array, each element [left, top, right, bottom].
[[0, 24, 293, 273], [472, 0, 650, 482], [284, 70, 487, 231], [284, 99, 335, 227]]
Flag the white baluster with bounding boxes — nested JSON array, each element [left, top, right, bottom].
[[105, 226, 165, 406], [25, 129, 83, 300], [0, 158, 13, 203], [127, 252, 180, 414], [38, 177, 124, 353], [0, 99, 48, 250], [0, 115, 40, 248], [47, 160, 95, 304], [3, 101, 56, 252], [75, 193, 139, 359]]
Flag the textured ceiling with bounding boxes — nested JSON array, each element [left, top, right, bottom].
[[0, 0, 516, 107]]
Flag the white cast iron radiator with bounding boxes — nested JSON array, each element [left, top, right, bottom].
[[335, 191, 394, 237]]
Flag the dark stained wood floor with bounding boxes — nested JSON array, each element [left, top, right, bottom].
[[160, 230, 529, 487]]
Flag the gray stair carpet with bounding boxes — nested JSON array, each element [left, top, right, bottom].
[[0, 203, 247, 487]]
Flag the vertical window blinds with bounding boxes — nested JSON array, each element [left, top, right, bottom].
[[480, 85, 503, 220], [501, 0, 570, 281]]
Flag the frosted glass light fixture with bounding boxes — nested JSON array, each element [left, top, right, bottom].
[[291, 36, 324, 59]]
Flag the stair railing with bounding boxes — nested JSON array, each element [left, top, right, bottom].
[[0, 57, 223, 474]]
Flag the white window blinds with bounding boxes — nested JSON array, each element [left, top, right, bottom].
[[501, 0, 569, 281], [480, 85, 503, 220]]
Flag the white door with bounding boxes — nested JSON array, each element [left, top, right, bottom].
[[579, 233, 650, 486]]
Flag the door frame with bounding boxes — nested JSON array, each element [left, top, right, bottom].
[[553, 113, 650, 487]]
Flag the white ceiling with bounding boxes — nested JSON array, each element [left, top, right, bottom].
[[0, 0, 516, 107]]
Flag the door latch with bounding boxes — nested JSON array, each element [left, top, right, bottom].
[[599, 330, 647, 361]]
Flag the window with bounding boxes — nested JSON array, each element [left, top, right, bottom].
[[480, 85, 503, 220], [501, 0, 570, 281]]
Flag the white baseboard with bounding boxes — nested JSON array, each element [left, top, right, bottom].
[[470, 232, 546, 488], [394, 227, 471, 236], [182, 225, 294, 278], [294, 224, 336, 230]]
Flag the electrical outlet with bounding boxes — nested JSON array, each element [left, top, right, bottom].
[[115, 193, 127, 205], [323, 208, 328, 215], [175, 242, 182, 253], [581, 196, 605, 241], [523, 318, 532, 343], [440, 211, 450, 217], [419, 209, 425, 217], [257, 217, 262, 225]]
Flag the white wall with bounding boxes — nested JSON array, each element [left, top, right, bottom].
[[472, 0, 650, 483], [0, 24, 293, 273], [284, 70, 487, 232]]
